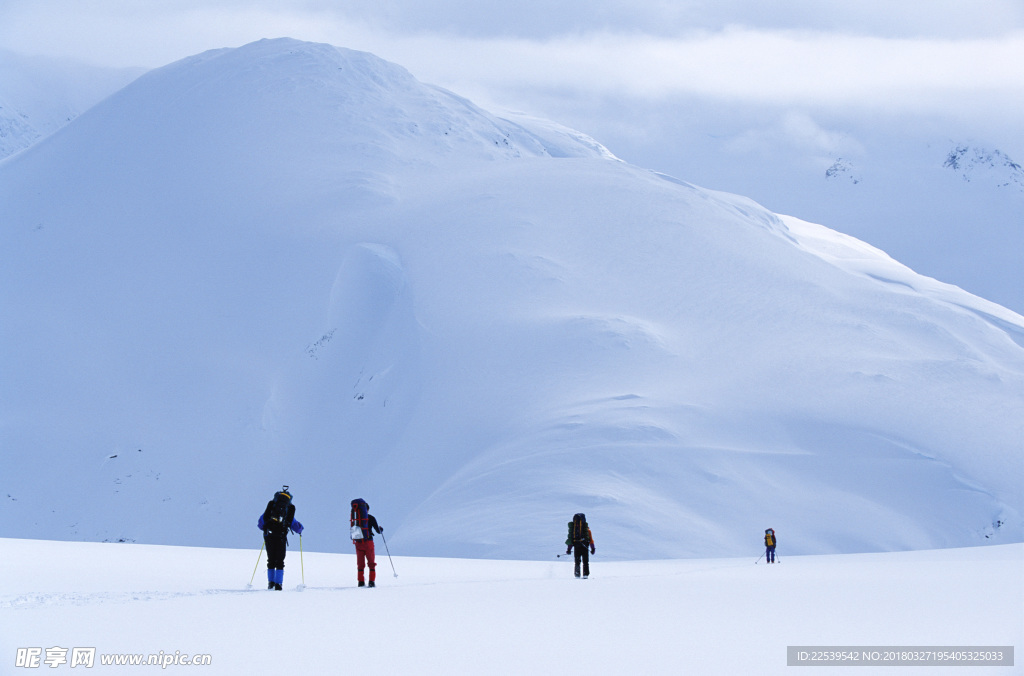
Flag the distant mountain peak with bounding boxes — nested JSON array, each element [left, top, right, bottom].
[[943, 144, 1024, 191], [825, 157, 861, 184]]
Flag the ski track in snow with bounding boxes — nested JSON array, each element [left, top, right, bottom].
[[2, 558, 755, 611]]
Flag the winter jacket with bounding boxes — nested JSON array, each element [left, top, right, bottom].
[[764, 530, 776, 548], [353, 514, 381, 541], [258, 501, 304, 536]]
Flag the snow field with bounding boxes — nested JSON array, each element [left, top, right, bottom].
[[3, 538, 1020, 674]]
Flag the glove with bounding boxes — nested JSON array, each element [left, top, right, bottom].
[[566, 547, 571, 555], [375, 525, 383, 534], [590, 544, 596, 555]]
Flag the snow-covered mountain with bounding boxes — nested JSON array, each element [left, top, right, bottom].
[[825, 143, 1024, 193], [1, 38, 1021, 560], [943, 144, 1024, 192], [824, 157, 861, 185], [0, 50, 143, 160]]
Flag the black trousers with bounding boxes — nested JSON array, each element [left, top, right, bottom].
[[265, 533, 287, 569], [573, 543, 590, 577]]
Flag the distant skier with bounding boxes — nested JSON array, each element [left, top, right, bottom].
[[350, 498, 383, 587], [257, 486, 304, 590], [764, 528, 777, 564], [565, 513, 596, 579]]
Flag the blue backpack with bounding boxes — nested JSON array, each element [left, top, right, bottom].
[[350, 498, 369, 540]]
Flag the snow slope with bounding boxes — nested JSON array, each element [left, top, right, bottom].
[[1, 538, 1020, 674], [1, 38, 1022, 560], [570, 100, 1024, 314], [804, 138, 1024, 315]]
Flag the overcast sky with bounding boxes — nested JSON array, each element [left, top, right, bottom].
[[2, 1, 1022, 115], [3, 2, 1022, 192], [4, 1, 1023, 189]]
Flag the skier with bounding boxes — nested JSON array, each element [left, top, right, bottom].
[[565, 513, 596, 579], [350, 498, 383, 587], [764, 528, 777, 564], [257, 486, 304, 590]]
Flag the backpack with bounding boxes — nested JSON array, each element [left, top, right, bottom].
[[350, 498, 369, 540], [266, 488, 292, 534], [572, 513, 590, 545], [765, 529, 775, 547]]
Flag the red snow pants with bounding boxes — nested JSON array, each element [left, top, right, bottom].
[[355, 539, 376, 584]]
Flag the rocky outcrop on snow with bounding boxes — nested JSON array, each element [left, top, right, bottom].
[[943, 145, 1024, 191]]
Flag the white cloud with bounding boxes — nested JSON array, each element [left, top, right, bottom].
[[0, 2, 362, 67], [1, 2, 1022, 147], [726, 111, 866, 159], [382, 29, 1024, 112]]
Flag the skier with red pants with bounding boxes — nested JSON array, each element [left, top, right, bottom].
[[350, 498, 383, 587]]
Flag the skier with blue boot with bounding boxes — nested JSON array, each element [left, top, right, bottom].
[[258, 486, 304, 590], [764, 528, 777, 564]]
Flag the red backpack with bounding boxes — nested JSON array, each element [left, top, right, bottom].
[[350, 499, 369, 540]]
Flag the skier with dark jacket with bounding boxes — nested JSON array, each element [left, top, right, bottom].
[[350, 498, 383, 587], [257, 486, 304, 590], [565, 513, 596, 579], [764, 528, 777, 564]]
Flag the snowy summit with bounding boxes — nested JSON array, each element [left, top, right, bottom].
[[1, 38, 1022, 561]]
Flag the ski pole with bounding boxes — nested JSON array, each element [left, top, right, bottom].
[[755, 551, 764, 565], [300, 534, 305, 585], [248, 542, 265, 587], [380, 532, 398, 577]]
